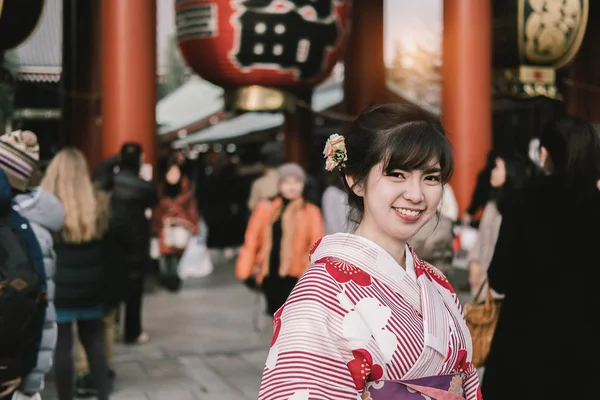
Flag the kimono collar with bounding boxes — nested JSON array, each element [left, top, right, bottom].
[[310, 233, 472, 368]]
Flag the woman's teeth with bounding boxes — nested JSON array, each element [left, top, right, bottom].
[[393, 207, 421, 217]]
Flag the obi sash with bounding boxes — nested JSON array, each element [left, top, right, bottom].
[[364, 374, 465, 400]]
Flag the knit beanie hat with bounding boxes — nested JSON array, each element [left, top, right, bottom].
[[278, 162, 306, 182], [0, 130, 40, 192]]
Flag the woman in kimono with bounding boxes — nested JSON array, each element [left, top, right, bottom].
[[258, 104, 482, 400]]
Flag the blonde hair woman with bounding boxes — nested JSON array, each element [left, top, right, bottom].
[[41, 148, 114, 400]]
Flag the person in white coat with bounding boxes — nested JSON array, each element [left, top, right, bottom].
[[321, 170, 356, 234], [13, 187, 65, 398]]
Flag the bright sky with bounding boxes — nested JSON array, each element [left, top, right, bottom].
[[157, 0, 177, 68], [384, 0, 443, 66]]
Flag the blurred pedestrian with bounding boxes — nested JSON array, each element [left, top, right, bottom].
[[152, 160, 199, 292], [236, 162, 325, 316], [482, 115, 600, 399], [41, 148, 115, 400], [247, 141, 285, 212], [467, 154, 533, 297], [110, 143, 158, 345]]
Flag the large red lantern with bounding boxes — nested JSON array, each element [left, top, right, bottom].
[[0, 0, 45, 51], [175, 0, 350, 111]]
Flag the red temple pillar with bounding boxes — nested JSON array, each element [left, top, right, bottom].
[[101, 0, 157, 168], [343, 0, 386, 117], [284, 88, 313, 169], [442, 0, 492, 215]]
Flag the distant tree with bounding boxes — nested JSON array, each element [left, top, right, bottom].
[[0, 50, 18, 133]]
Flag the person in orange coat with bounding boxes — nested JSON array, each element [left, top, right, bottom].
[[152, 161, 199, 292], [235, 163, 325, 316]]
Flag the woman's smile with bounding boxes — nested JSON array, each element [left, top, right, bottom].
[[392, 206, 424, 222]]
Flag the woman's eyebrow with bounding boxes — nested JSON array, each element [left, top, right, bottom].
[[423, 166, 442, 174]]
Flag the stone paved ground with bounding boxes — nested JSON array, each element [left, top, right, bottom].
[[40, 254, 471, 400], [41, 253, 273, 400]]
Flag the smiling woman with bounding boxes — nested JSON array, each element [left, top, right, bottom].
[[343, 104, 453, 239], [258, 104, 483, 400]]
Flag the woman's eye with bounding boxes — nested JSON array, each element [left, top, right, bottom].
[[388, 172, 406, 179], [425, 175, 442, 182]]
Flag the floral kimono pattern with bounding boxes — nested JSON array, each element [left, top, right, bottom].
[[258, 233, 482, 400]]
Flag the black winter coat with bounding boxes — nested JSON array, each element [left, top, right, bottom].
[[110, 170, 158, 274], [482, 176, 599, 399], [54, 238, 106, 309]]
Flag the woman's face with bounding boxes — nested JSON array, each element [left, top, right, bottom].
[[490, 158, 506, 188], [353, 160, 444, 244], [279, 175, 304, 200], [166, 165, 181, 185]]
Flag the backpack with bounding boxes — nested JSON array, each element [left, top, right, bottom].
[[0, 216, 45, 382]]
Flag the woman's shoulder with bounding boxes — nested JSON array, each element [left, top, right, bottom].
[[257, 196, 278, 210], [290, 262, 345, 301]]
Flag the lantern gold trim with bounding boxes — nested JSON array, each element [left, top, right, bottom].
[[225, 85, 297, 112], [493, 65, 559, 99]]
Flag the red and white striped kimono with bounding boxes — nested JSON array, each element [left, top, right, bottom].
[[258, 233, 482, 400]]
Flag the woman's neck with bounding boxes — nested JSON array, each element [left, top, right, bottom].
[[354, 219, 407, 269]]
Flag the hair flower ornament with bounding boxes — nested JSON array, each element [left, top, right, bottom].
[[323, 133, 347, 171]]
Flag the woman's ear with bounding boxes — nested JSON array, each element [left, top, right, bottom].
[[345, 175, 364, 197]]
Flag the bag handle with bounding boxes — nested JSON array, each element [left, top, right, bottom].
[[472, 278, 493, 307], [465, 278, 498, 325]]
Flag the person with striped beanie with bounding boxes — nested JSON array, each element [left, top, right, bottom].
[[0, 130, 40, 193], [0, 129, 52, 400]]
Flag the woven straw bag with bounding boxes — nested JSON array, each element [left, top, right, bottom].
[[463, 279, 501, 368]]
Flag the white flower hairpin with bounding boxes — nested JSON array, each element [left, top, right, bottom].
[[323, 133, 347, 172]]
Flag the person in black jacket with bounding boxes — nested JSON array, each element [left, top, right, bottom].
[[110, 143, 158, 345], [40, 148, 113, 400], [73, 155, 127, 397], [481, 115, 600, 399]]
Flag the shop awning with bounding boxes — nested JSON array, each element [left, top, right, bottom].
[[173, 81, 343, 148], [156, 76, 224, 135]]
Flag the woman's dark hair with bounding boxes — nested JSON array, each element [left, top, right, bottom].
[[539, 115, 600, 192], [326, 167, 345, 190], [342, 103, 454, 223], [489, 154, 533, 215]]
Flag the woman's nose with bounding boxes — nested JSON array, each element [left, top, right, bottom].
[[402, 180, 424, 203]]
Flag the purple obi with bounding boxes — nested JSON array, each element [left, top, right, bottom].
[[363, 374, 465, 400]]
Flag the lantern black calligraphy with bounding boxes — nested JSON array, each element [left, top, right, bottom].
[[233, 0, 339, 79]]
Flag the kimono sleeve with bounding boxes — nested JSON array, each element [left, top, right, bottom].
[[258, 266, 361, 400], [463, 362, 483, 400]]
